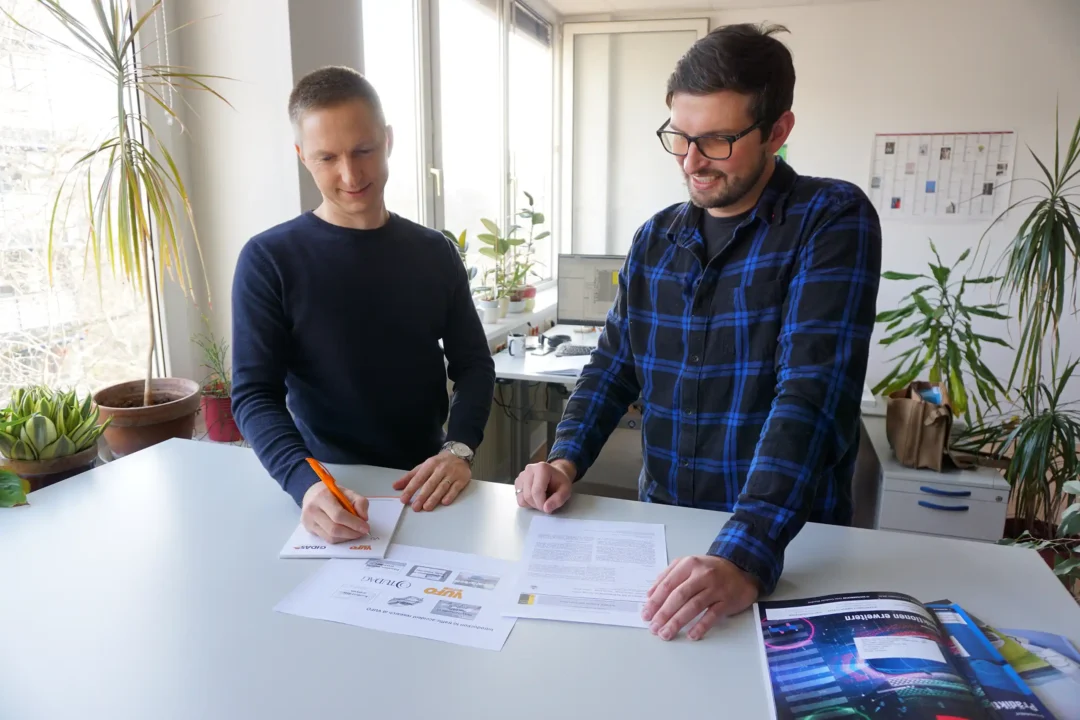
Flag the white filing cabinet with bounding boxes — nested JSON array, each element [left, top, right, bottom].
[[862, 415, 1009, 542]]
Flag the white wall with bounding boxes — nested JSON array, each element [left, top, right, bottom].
[[288, 0, 365, 212], [164, 0, 301, 370], [571, 26, 702, 254], [563, 0, 1080, 404]]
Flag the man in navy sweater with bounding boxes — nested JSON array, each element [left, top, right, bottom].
[[232, 66, 495, 544]]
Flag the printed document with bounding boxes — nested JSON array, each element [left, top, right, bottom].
[[278, 497, 405, 559], [502, 516, 667, 628], [274, 544, 517, 651]]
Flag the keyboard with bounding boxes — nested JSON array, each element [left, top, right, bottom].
[[554, 343, 593, 357]]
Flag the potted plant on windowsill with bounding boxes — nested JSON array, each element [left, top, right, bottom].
[[442, 228, 479, 289], [7, 1, 232, 458], [192, 316, 241, 443], [513, 191, 550, 312], [477, 218, 520, 318], [0, 386, 110, 491], [475, 285, 499, 324]]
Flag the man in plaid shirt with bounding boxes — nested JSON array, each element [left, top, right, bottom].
[[513, 24, 881, 640]]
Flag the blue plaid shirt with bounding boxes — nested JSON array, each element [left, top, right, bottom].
[[549, 158, 881, 594]]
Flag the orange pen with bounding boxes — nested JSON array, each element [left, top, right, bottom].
[[306, 457, 360, 517]]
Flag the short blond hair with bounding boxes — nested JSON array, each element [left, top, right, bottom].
[[288, 65, 385, 127]]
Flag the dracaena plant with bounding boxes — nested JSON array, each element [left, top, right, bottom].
[[956, 359, 1080, 586], [0, 386, 111, 462], [3, 1, 230, 407], [981, 106, 1080, 398], [956, 108, 1080, 559], [872, 239, 1009, 425]]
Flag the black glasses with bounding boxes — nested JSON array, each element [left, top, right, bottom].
[[656, 119, 762, 161]]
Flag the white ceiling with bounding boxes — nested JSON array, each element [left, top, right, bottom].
[[546, 0, 874, 15]]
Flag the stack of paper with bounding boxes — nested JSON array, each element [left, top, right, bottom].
[[279, 497, 405, 559], [274, 544, 518, 651], [501, 516, 668, 628]]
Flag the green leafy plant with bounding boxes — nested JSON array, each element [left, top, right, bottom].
[[441, 229, 478, 286], [872, 240, 1009, 424], [4, 0, 230, 407], [980, 107, 1080, 397], [956, 109, 1080, 581], [476, 218, 523, 300], [1001, 482, 1080, 587], [0, 469, 30, 508], [974, 362, 1080, 591], [191, 315, 232, 399], [0, 386, 111, 462], [512, 191, 549, 291]]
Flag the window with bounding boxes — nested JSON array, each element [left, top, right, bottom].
[[434, 0, 502, 278], [356, 0, 557, 287], [561, 19, 709, 255], [509, 2, 554, 282], [0, 1, 152, 404], [362, 0, 422, 222]]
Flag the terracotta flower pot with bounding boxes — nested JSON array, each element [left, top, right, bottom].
[[201, 394, 242, 442], [94, 378, 201, 458], [1, 445, 99, 492]]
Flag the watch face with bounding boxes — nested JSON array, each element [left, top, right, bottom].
[[446, 442, 472, 458]]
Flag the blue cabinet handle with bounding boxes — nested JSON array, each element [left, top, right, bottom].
[[919, 485, 971, 498], [918, 500, 969, 512]]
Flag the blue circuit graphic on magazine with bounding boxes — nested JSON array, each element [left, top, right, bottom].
[[758, 592, 989, 720]]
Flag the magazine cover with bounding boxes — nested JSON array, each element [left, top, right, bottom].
[[926, 601, 1055, 719], [955, 604, 1080, 719], [996, 628, 1080, 720], [756, 592, 992, 720]]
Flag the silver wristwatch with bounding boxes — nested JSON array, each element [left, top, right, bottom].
[[441, 441, 475, 466]]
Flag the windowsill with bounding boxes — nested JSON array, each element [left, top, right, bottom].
[[477, 286, 558, 345]]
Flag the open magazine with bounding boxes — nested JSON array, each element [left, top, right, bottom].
[[756, 591, 1077, 720]]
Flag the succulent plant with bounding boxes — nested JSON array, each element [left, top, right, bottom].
[[0, 386, 110, 461]]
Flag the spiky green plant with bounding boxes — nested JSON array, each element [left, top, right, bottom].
[[0, 386, 111, 461], [2, 0, 231, 407], [981, 107, 1080, 399]]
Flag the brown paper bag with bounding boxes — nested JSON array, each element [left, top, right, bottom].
[[885, 382, 954, 471]]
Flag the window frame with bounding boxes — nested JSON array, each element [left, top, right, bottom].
[[0, 1, 167, 405], [558, 18, 710, 257], [375, 0, 556, 287]]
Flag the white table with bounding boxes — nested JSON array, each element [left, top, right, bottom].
[[3, 439, 1079, 719]]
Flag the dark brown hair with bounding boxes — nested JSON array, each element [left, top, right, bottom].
[[666, 23, 794, 136], [288, 65, 385, 127]]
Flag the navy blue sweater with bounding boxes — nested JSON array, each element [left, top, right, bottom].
[[231, 211, 495, 504]]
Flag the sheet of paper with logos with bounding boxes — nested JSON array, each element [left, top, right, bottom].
[[501, 516, 667, 629], [278, 497, 405, 559], [274, 544, 517, 651]]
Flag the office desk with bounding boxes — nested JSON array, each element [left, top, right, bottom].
[[493, 324, 880, 477], [5, 439, 1077, 720]]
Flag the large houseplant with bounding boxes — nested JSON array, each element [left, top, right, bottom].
[[0, 386, 111, 490], [958, 107, 1080, 578], [872, 239, 1009, 425], [7, 1, 229, 457]]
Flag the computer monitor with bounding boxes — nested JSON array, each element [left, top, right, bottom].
[[556, 253, 624, 327]]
